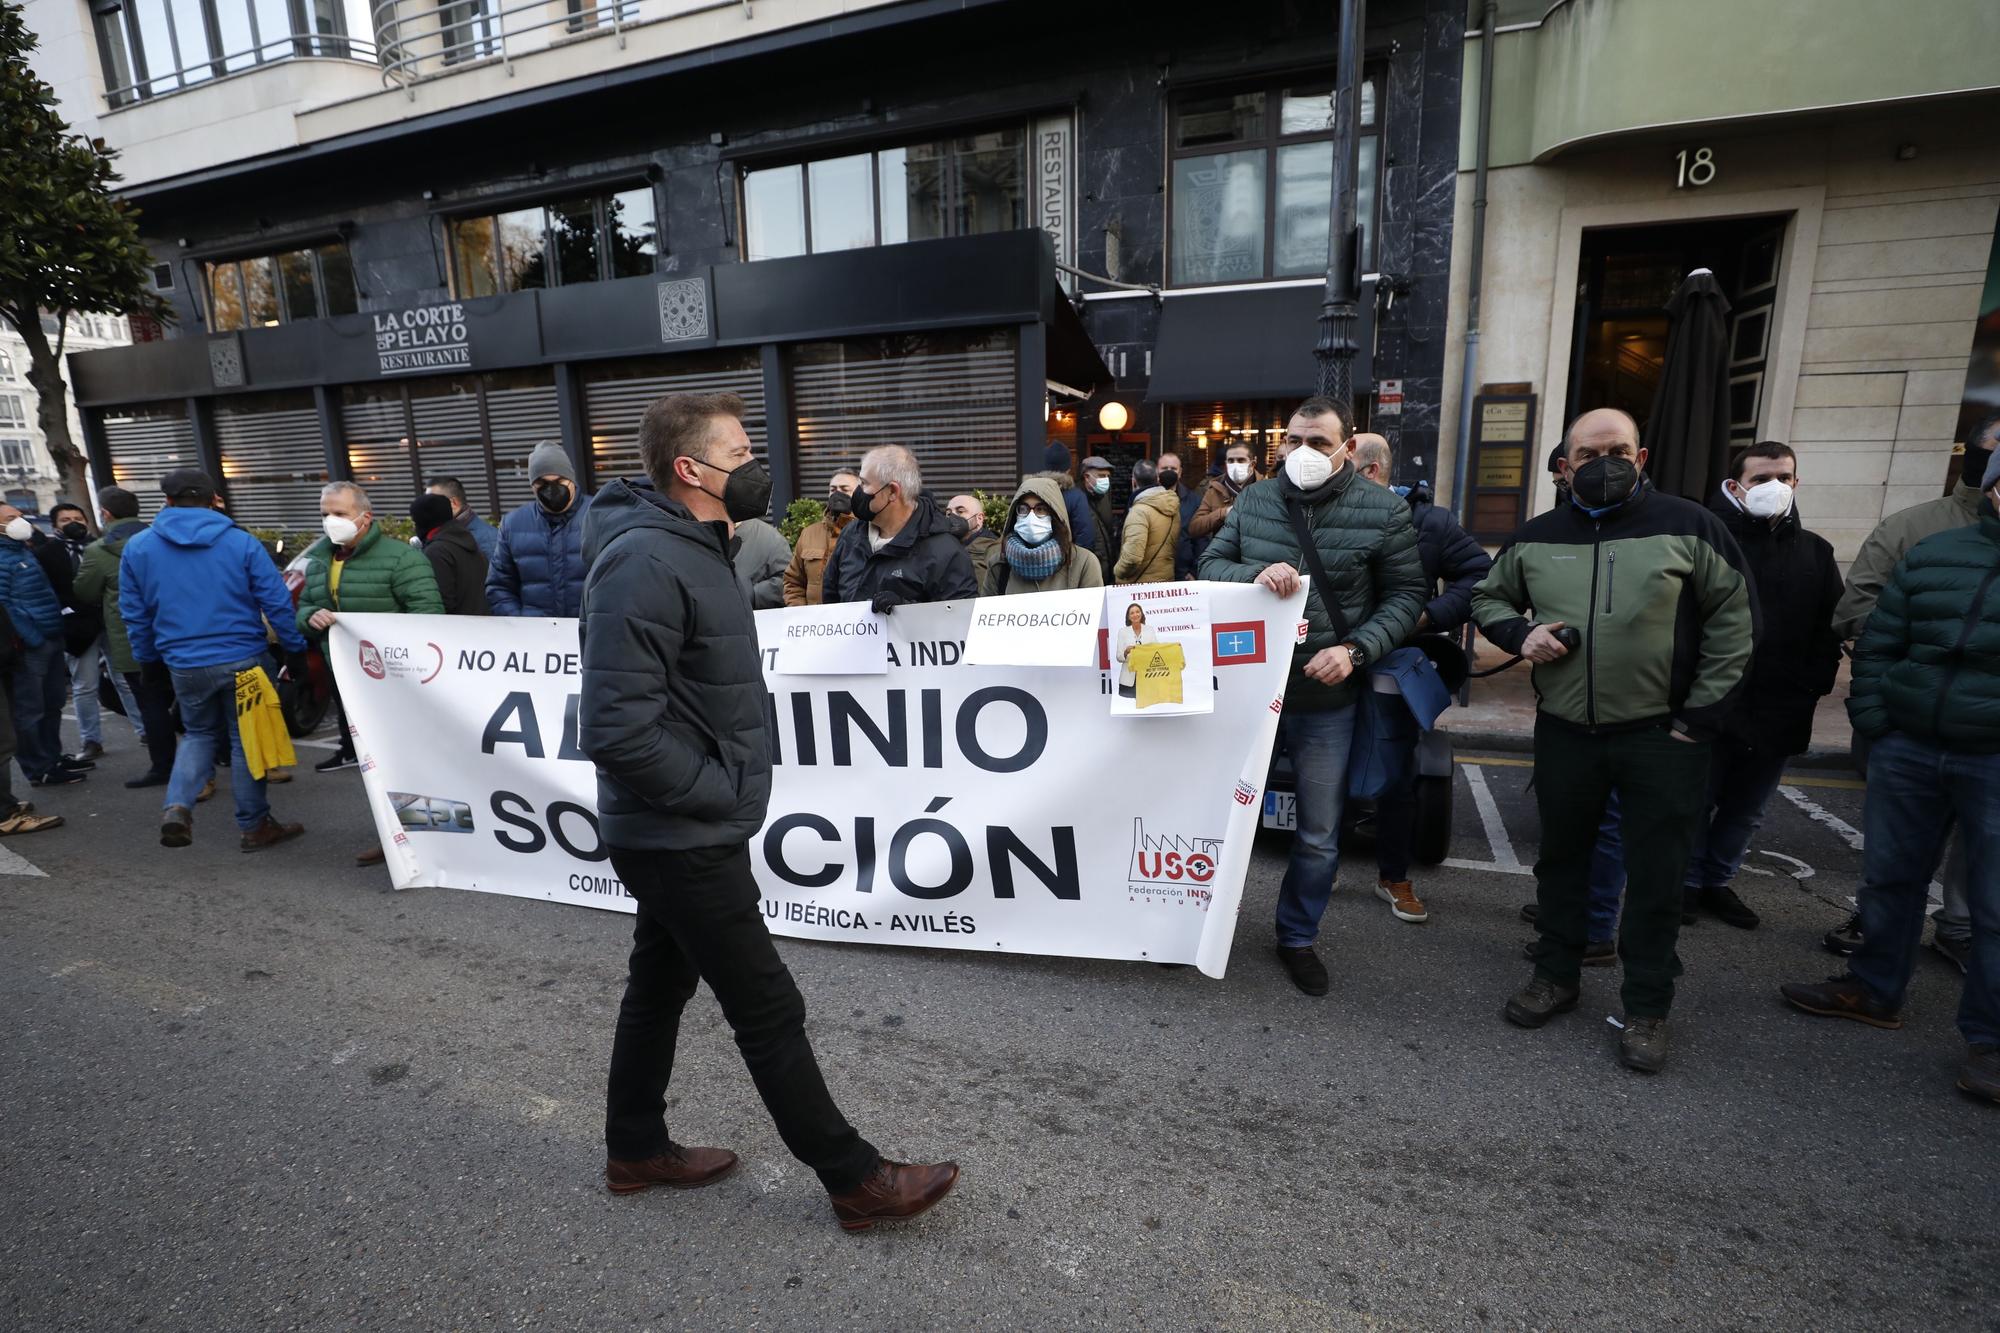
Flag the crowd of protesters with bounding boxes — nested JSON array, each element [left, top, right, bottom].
[[3, 390, 1993, 1226]]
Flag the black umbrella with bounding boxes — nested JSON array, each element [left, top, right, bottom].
[[1643, 268, 1733, 501]]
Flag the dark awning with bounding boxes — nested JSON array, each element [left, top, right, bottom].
[[1146, 280, 1375, 403], [1047, 284, 1112, 396]]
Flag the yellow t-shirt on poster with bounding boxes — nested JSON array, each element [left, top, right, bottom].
[[1128, 642, 1187, 709]]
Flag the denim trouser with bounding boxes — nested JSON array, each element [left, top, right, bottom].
[[1683, 739, 1791, 892], [166, 657, 271, 832], [1275, 705, 1359, 948], [12, 638, 69, 780], [1849, 732, 2000, 1048], [71, 638, 143, 747], [1585, 791, 1625, 945]]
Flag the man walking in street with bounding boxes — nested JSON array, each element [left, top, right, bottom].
[[1781, 448, 2000, 1107], [72, 487, 178, 786], [425, 475, 501, 564], [579, 390, 959, 1228], [1200, 396, 1427, 995], [784, 471, 859, 608], [1473, 407, 1755, 1072], [488, 442, 594, 617], [945, 493, 1001, 589], [119, 470, 309, 852], [0, 503, 83, 789], [822, 446, 976, 609], [48, 500, 134, 765], [1685, 442, 1842, 929]]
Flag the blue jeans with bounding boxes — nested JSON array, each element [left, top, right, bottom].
[[1276, 705, 1358, 948], [1585, 791, 1625, 945], [71, 639, 143, 747], [1683, 740, 1790, 892], [1849, 732, 2000, 1048], [166, 657, 271, 832], [11, 638, 68, 780]]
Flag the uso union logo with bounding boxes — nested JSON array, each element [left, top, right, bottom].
[[359, 641, 386, 679]]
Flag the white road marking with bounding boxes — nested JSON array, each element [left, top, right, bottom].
[[1440, 857, 1534, 877], [329, 1042, 360, 1065], [1459, 763, 1526, 873], [0, 841, 48, 878], [1777, 785, 1863, 852], [1753, 850, 1815, 881]]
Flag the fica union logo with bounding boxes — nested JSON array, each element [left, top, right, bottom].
[[358, 641, 386, 680]]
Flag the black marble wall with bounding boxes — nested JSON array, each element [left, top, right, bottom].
[[133, 0, 1462, 479]]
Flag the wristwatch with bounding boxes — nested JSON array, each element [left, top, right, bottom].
[[1342, 643, 1368, 671]]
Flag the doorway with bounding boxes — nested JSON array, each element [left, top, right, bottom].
[[1565, 214, 1788, 453]]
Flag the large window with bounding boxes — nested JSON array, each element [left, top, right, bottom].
[[0, 439, 30, 472], [1169, 75, 1380, 287], [0, 395, 24, 429], [205, 240, 358, 331], [448, 187, 659, 297], [91, 0, 378, 107], [0, 347, 13, 378], [741, 127, 1027, 261]]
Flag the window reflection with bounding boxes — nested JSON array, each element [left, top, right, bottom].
[[607, 188, 658, 278], [744, 166, 807, 261], [448, 188, 660, 293], [1172, 151, 1266, 285], [549, 198, 600, 287], [96, 0, 375, 105], [495, 207, 548, 290], [203, 240, 358, 329], [807, 155, 875, 252]]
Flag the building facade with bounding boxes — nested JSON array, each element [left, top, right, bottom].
[[31, 0, 1466, 529], [1437, 0, 2000, 559], [0, 314, 133, 514]]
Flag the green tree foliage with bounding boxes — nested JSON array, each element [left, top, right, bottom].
[[0, 0, 170, 507]]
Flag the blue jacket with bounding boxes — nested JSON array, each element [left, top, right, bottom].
[[461, 510, 500, 564], [1404, 481, 1494, 633], [119, 507, 308, 669], [487, 495, 594, 617], [0, 537, 63, 648]]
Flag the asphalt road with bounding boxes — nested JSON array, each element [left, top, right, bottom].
[[3, 726, 1995, 1332]]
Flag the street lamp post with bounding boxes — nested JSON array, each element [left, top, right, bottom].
[[1313, 0, 1367, 407]]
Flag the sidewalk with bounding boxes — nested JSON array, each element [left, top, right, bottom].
[[1449, 637, 1856, 768]]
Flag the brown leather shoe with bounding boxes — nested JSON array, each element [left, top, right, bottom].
[[240, 816, 305, 853], [1780, 974, 1903, 1029], [828, 1158, 959, 1232], [605, 1144, 739, 1194], [356, 844, 386, 866]]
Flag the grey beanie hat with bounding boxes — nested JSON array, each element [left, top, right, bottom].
[[1984, 443, 2000, 493], [528, 440, 577, 484]]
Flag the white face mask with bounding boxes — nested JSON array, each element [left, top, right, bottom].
[[1227, 462, 1253, 485], [1089, 476, 1109, 495], [323, 514, 361, 545], [1284, 445, 1335, 490], [1014, 512, 1054, 545], [1740, 478, 1794, 520], [3, 518, 31, 542]]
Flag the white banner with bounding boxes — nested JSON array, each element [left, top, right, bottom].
[[329, 584, 1303, 978]]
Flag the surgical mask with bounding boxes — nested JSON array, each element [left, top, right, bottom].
[[3, 518, 31, 542], [823, 491, 852, 516], [1741, 478, 1794, 520], [1567, 456, 1640, 514], [694, 456, 773, 523], [535, 480, 572, 513], [1014, 512, 1054, 545], [60, 522, 88, 541], [1226, 462, 1253, 485], [1089, 476, 1110, 495], [322, 514, 361, 546], [1391, 484, 1412, 498], [1284, 445, 1335, 490], [1157, 468, 1180, 492]]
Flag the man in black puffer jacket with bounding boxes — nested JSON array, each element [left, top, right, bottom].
[[579, 390, 958, 1229], [822, 445, 976, 611], [1685, 442, 1841, 931], [1200, 396, 1427, 996]]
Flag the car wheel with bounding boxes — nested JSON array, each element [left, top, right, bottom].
[[280, 678, 330, 738]]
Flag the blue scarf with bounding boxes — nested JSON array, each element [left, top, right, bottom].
[[1003, 531, 1064, 583]]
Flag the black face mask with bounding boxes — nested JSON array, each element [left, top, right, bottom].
[[1158, 469, 1181, 492], [823, 491, 853, 517], [945, 510, 970, 540], [60, 522, 87, 541], [1568, 456, 1640, 513], [535, 480, 572, 513], [695, 456, 774, 523], [1964, 446, 1995, 488], [852, 484, 889, 526]]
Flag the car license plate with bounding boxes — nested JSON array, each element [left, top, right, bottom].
[[1262, 791, 1296, 831]]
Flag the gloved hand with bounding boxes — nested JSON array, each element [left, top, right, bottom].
[[283, 650, 311, 683], [870, 588, 905, 616]]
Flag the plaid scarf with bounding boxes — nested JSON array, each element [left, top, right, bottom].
[[1003, 530, 1064, 583]]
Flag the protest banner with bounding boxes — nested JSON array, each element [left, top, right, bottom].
[[329, 584, 1302, 978]]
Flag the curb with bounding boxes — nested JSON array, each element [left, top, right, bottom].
[[1447, 727, 1857, 771]]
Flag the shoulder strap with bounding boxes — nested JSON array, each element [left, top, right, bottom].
[[1284, 495, 1352, 644]]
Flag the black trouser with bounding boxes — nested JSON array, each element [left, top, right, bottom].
[[1530, 717, 1711, 1018], [332, 683, 356, 760], [123, 670, 178, 777], [604, 842, 878, 1193]]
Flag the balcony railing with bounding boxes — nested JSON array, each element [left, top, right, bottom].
[[372, 0, 742, 92], [98, 0, 384, 108]]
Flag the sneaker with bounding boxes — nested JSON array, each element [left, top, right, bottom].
[[1376, 879, 1429, 924], [1504, 975, 1580, 1028], [79, 741, 105, 762], [314, 752, 358, 773], [1959, 1045, 2000, 1106], [1521, 938, 1615, 966], [1779, 974, 1903, 1029], [240, 816, 305, 853], [1930, 932, 1970, 976], [1823, 912, 1863, 956], [160, 805, 194, 848], [29, 768, 86, 787], [124, 770, 172, 789], [1699, 885, 1760, 930], [1275, 944, 1329, 996], [1619, 1015, 1669, 1073], [0, 803, 62, 835]]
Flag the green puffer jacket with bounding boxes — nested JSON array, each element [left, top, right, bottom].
[[71, 517, 148, 674], [297, 523, 444, 637], [1848, 510, 2000, 752], [1198, 464, 1426, 711], [1832, 476, 1982, 641], [1472, 482, 1756, 737]]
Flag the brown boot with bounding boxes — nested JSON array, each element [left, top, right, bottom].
[[357, 844, 386, 866], [827, 1158, 959, 1232], [605, 1144, 739, 1194], [240, 816, 304, 853]]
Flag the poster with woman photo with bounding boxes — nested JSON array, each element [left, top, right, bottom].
[[1107, 583, 1214, 717]]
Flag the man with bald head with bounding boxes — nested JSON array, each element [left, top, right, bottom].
[[1472, 406, 1756, 1073]]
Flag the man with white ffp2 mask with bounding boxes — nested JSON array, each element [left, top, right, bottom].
[[1683, 441, 1843, 931]]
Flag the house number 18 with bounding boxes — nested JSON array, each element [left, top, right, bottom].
[[1676, 147, 1717, 188]]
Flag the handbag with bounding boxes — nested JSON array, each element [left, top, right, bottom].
[[1283, 497, 1452, 800]]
